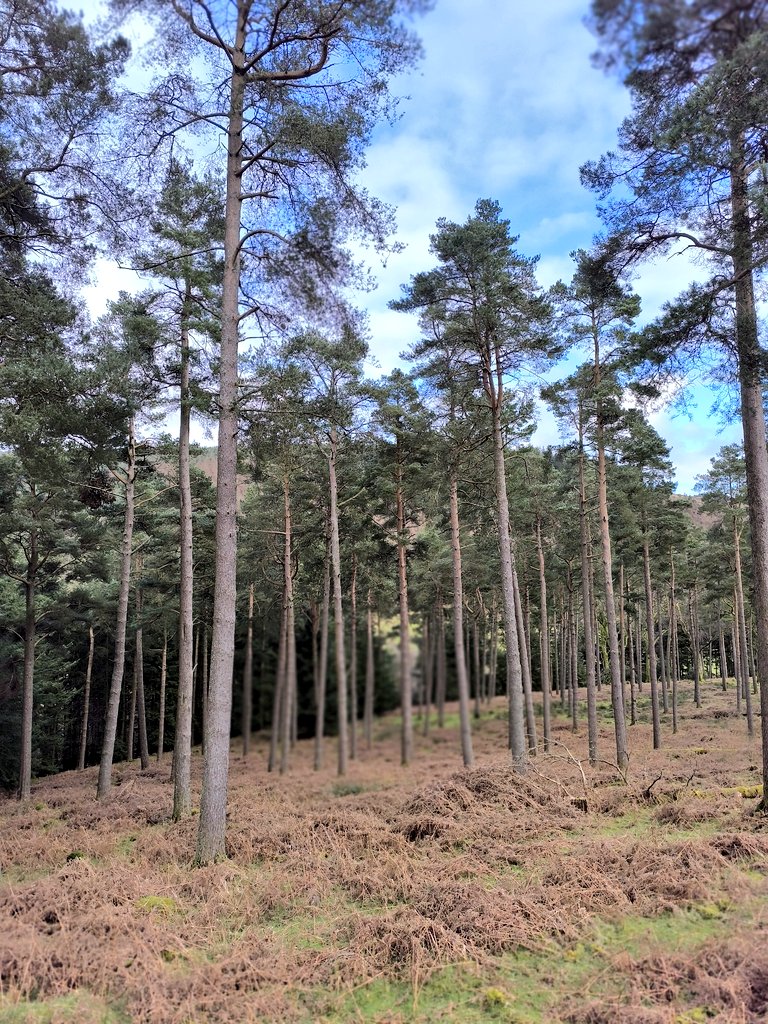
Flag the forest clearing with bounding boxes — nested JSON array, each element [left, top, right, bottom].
[[2, 680, 767, 1024]]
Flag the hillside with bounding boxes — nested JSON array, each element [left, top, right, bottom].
[[2, 679, 768, 1023]]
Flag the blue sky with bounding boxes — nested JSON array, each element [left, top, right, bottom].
[[81, 0, 743, 493], [351, 0, 744, 494]]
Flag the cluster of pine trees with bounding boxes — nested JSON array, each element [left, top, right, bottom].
[[3, 0, 768, 863]]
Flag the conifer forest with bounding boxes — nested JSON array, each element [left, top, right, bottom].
[[3, 1, 768, 1021]]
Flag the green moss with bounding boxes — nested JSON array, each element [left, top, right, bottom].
[[0, 992, 129, 1023], [310, 900, 759, 1023], [135, 895, 179, 916], [675, 1010, 716, 1023], [331, 781, 366, 797]]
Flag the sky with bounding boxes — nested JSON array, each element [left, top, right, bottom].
[[80, 0, 744, 493]]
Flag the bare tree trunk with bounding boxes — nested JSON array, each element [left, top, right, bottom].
[[657, 587, 669, 714], [422, 610, 435, 736], [569, 602, 578, 733], [269, 598, 288, 774], [174, 309, 194, 818], [134, 565, 150, 771], [314, 531, 330, 770], [436, 597, 446, 728], [733, 522, 754, 736], [489, 594, 499, 701], [328, 425, 348, 776], [635, 604, 643, 693], [97, 425, 136, 799], [18, 530, 38, 801], [536, 525, 551, 754], [127, 659, 137, 763], [448, 472, 475, 767], [627, 611, 637, 727], [593, 324, 628, 769], [364, 588, 375, 749], [77, 624, 95, 772], [732, 601, 743, 717], [280, 478, 296, 775], [242, 583, 254, 756], [349, 553, 358, 761], [394, 452, 413, 766], [718, 608, 728, 692], [689, 590, 701, 709], [669, 556, 679, 736], [485, 342, 527, 772], [619, 564, 626, 722], [157, 627, 167, 763], [513, 565, 537, 755], [642, 538, 661, 750], [729, 126, 768, 805], [201, 620, 209, 756], [562, 606, 569, 713], [472, 603, 482, 720], [194, 20, 245, 865], [578, 432, 598, 767], [472, 608, 482, 714]]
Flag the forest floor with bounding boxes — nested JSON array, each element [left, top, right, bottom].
[[1, 680, 768, 1024]]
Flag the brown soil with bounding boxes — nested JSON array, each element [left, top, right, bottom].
[[1, 679, 767, 1022]]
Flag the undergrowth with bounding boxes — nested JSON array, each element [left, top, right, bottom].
[[1, 679, 766, 1023]]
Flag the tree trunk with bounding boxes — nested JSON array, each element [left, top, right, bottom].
[[134, 566, 150, 771], [19, 529, 38, 801], [729, 126, 768, 803], [489, 594, 499, 701], [718, 608, 728, 692], [627, 610, 637, 726], [657, 586, 669, 714], [669, 556, 679, 734], [578, 432, 598, 767], [314, 531, 330, 770], [242, 583, 254, 756], [473, 609, 482, 714], [591, 319, 628, 768], [733, 521, 754, 736], [127, 658, 137, 763], [422, 610, 435, 736], [472, 605, 482, 719], [689, 590, 701, 708], [328, 425, 348, 776], [194, 16, 246, 865], [635, 604, 643, 693], [559, 597, 567, 709], [349, 553, 358, 761], [97, 426, 136, 799], [619, 564, 626, 722], [536, 525, 551, 754], [513, 565, 537, 755], [483, 342, 527, 771], [436, 597, 446, 728], [269, 596, 288, 773], [200, 620, 209, 756], [77, 624, 95, 772], [280, 475, 296, 774], [449, 472, 475, 767], [642, 538, 661, 750], [569, 602, 578, 733], [174, 307, 195, 818], [364, 588, 375, 749], [395, 441, 413, 765], [157, 627, 167, 763]]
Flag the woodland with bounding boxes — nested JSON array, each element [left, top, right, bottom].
[[3, 0, 768, 1021]]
